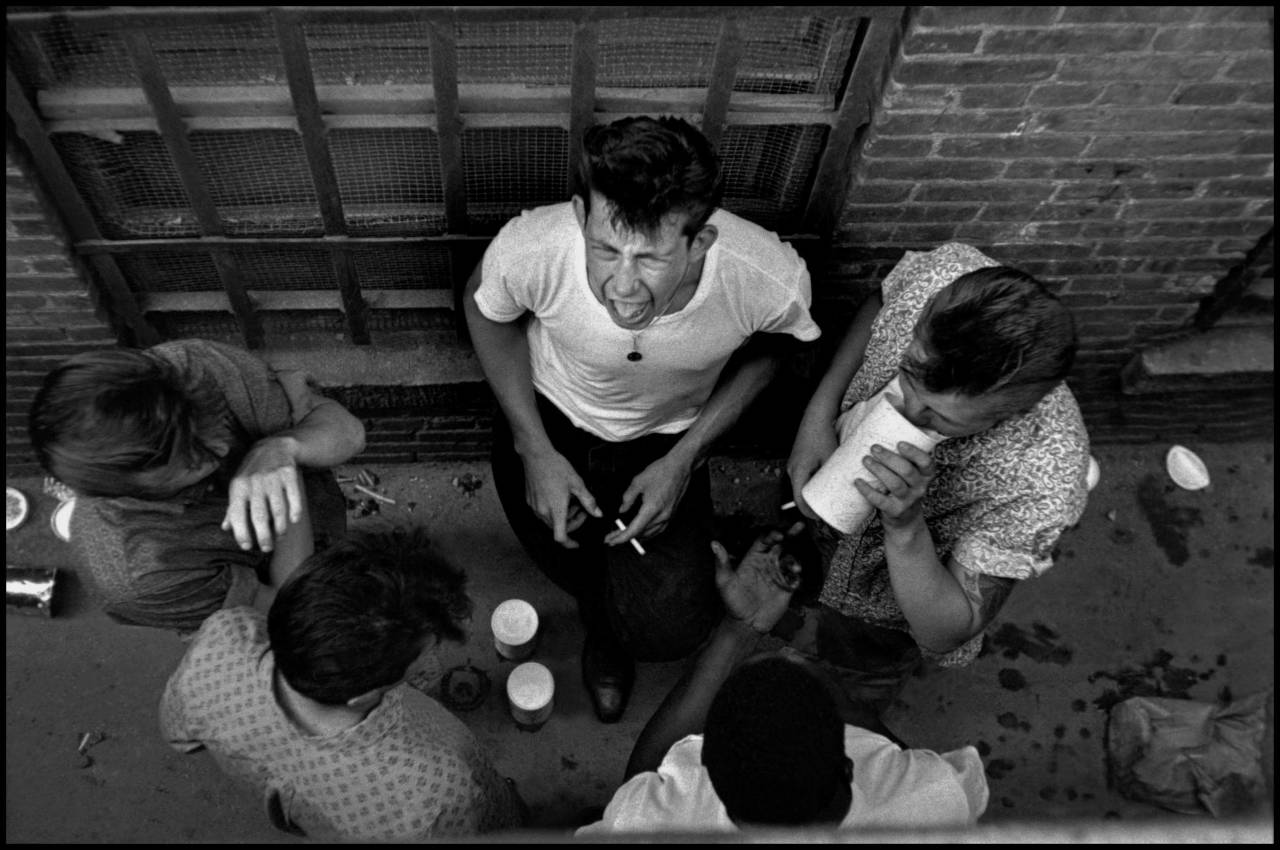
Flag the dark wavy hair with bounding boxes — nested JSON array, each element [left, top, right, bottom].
[[702, 656, 847, 826], [902, 266, 1077, 416], [576, 115, 723, 240], [268, 527, 472, 705], [27, 348, 227, 497]]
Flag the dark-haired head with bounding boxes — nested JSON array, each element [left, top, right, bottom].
[[576, 115, 723, 242], [268, 527, 472, 706], [702, 655, 852, 827], [902, 266, 1077, 422], [27, 348, 228, 498]]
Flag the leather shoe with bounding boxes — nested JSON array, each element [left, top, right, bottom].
[[581, 636, 635, 723]]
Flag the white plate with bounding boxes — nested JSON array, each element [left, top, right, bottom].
[[1166, 445, 1210, 491], [1086, 456, 1101, 492], [51, 498, 77, 542], [7, 486, 30, 531]]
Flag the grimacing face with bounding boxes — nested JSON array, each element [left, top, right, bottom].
[[573, 191, 716, 331]]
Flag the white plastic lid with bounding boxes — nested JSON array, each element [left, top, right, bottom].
[[506, 661, 554, 710], [491, 599, 538, 645], [51, 498, 77, 542], [1166, 445, 1210, 491], [7, 487, 30, 532]]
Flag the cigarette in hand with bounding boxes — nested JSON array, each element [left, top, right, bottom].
[[615, 518, 646, 556]]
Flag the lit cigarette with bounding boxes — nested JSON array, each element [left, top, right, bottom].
[[781, 501, 797, 511], [615, 519, 646, 555]]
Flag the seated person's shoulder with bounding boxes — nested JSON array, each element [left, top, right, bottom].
[[187, 606, 268, 655]]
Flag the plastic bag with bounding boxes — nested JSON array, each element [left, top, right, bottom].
[[1107, 690, 1272, 817]]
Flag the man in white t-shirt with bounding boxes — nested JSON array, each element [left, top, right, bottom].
[[464, 116, 820, 722], [578, 529, 988, 835]]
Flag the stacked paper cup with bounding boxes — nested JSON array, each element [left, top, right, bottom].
[[802, 381, 945, 534]]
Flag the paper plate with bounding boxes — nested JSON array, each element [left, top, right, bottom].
[[1165, 445, 1210, 491], [1085, 456, 1101, 492], [6, 486, 30, 531], [51, 497, 77, 542]]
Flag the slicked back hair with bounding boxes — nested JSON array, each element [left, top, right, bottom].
[[268, 527, 472, 706], [576, 115, 723, 241], [902, 266, 1077, 416], [28, 348, 226, 497]]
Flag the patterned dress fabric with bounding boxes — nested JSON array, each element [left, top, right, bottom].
[[160, 608, 521, 840], [818, 243, 1091, 666]]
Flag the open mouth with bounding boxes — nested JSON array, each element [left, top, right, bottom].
[[610, 300, 650, 325]]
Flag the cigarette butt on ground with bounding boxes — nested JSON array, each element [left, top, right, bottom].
[[614, 518, 646, 556], [781, 501, 797, 511]]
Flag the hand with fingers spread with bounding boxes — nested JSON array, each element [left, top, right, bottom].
[[854, 440, 937, 531], [222, 436, 305, 553], [521, 447, 602, 549], [605, 452, 692, 547], [712, 523, 805, 634]]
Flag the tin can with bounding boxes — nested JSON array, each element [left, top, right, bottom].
[[491, 599, 539, 661], [6, 566, 59, 617], [506, 661, 554, 731]]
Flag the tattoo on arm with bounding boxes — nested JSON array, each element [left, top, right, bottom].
[[972, 573, 1017, 632]]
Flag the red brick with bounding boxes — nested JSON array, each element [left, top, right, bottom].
[[861, 136, 933, 158], [956, 86, 1031, 109], [845, 183, 914, 204], [895, 58, 1059, 86], [6, 295, 47, 310], [857, 159, 1006, 181], [5, 275, 89, 293], [1039, 106, 1270, 134], [1200, 179, 1275, 199], [840, 205, 905, 224], [1086, 135, 1242, 158], [915, 183, 1054, 203], [1121, 182, 1199, 200], [1057, 54, 1227, 82], [937, 136, 1090, 158], [1153, 25, 1272, 53], [1004, 160, 1148, 180], [903, 32, 982, 55], [1124, 200, 1249, 219], [5, 238, 71, 255], [888, 224, 966, 243], [1173, 82, 1248, 106], [1243, 83, 1274, 105], [65, 326, 119, 342], [1060, 7, 1197, 24], [1027, 85, 1099, 107], [988, 243, 1094, 261], [1225, 55, 1275, 80], [1096, 83, 1179, 106], [5, 328, 68, 343], [1080, 221, 1150, 239], [30, 258, 78, 274], [1145, 221, 1264, 239], [916, 7, 1060, 27], [875, 112, 1031, 136], [1094, 240, 1214, 257], [1196, 7, 1277, 23], [1146, 158, 1271, 178], [1051, 182, 1128, 202], [982, 27, 1156, 55]]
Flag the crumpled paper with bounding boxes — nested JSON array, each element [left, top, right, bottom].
[[1107, 690, 1271, 817]]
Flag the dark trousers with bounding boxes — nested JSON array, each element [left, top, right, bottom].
[[490, 395, 720, 662]]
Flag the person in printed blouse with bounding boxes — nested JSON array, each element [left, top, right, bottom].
[[785, 243, 1091, 713], [160, 527, 525, 841]]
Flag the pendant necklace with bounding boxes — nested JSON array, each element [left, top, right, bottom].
[[625, 275, 689, 363]]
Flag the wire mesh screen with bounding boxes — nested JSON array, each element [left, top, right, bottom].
[[329, 128, 446, 236], [463, 127, 570, 232], [350, 245, 453, 290], [303, 20, 433, 86], [720, 125, 829, 233], [736, 14, 861, 97], [457, 20, 573, 86], [115, 252, 223, 294]]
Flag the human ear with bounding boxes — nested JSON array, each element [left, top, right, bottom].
[[690, 223, 718, 261]]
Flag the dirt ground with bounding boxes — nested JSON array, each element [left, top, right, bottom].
[[5, 440, 1274, 842]]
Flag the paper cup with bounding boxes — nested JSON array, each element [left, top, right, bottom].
[[7, 566, 58, 617], [506, 661, 554, 731], [801, 383, 944, 533], [491, 599, 539, 660], [51, 498, 76, 543]]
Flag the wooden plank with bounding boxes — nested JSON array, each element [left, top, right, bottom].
[[701, 16, 744, 148], [209, 249, 266, 348], [802, 12, 901, 237], [123, 30, 224, 236], [566, 18, 599, 195], [140, 289, 456, 313], [6, 63, 158, 347], [274, 9, 347, 235], [330, 248, 372, 344], [74, 235, 491, 254], [428, 17, 470, 233]]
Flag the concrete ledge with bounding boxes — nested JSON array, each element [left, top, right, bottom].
[[1121, 326, 1274, 395]]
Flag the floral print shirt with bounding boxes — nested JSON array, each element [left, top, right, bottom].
[[818, 243, 1091, 666]]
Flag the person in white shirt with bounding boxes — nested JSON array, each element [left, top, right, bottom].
[[464, 115, 821, 722], [578, 528, 988, 834]]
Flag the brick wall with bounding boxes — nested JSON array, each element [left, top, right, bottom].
[[6, 142, 119, 476], [821, 5, 1274, 444]]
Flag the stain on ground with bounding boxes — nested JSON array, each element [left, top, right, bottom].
[[560, 756, 578, 771], [1134, 474, 1203, 566], [1247, 547, 1273, 569], [990, 622, 1074, 665], [987, 758, 1016, 780], [1087, 648, 1216, 711], [998, 668, 1027, 691], [996, 712, 1031, 732], [452, 473, 485, 497]]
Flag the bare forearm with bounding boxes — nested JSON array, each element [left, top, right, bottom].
[[624, 618, 760, 779], [883, 518, 976, 652], [268, 474, 313, 588], [802, 291, 882, 426], [669, 346, 780, 468], [271, 401, 366, 468]]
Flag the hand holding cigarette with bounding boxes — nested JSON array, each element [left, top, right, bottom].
[[614, 518, 646, 555]]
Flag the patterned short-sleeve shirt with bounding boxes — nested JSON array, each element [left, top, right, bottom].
[[819, 243, 1091, 666], [159, 608, 521, 840]]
